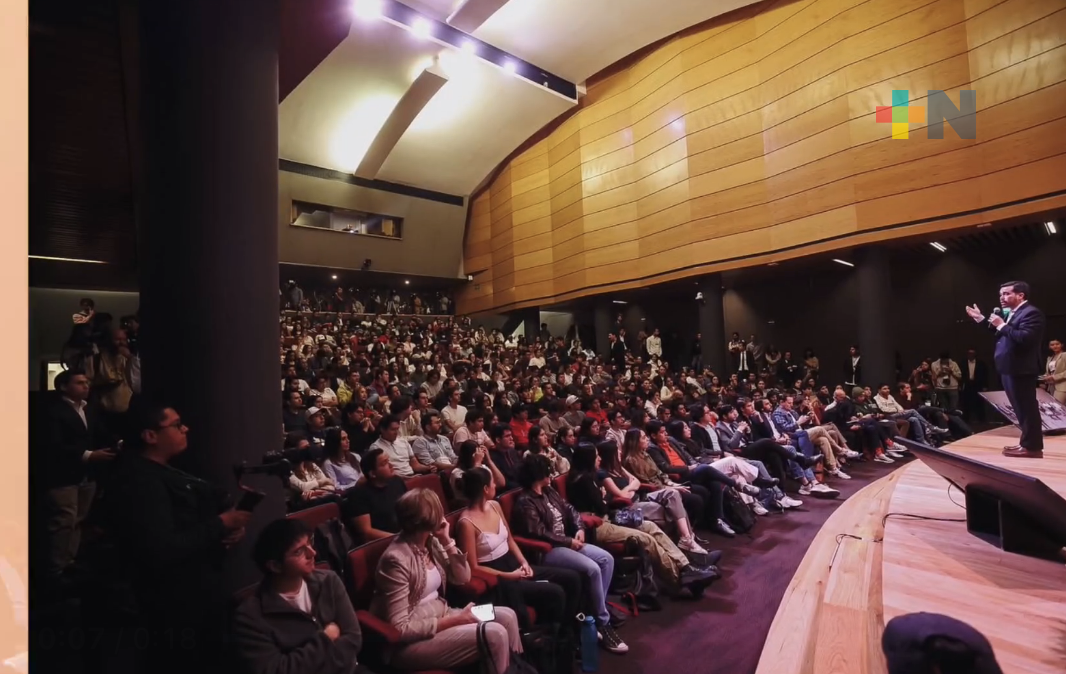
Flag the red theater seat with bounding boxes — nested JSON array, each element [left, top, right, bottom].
[[497, 489, 551, 558], [405, 473, 449, 508], [285, 501, 340, 529]]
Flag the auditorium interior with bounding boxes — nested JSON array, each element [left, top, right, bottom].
[[24, 0, 1066, 673]]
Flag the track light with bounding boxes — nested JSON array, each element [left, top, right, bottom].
[[832, 259, 854, 267], [1046, 221, 1058, 235], [930, 242, 947, 252]]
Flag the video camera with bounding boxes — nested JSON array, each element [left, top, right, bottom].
[[233, 450, 294, 488]]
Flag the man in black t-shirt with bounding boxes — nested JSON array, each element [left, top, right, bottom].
[[343, 448, 406, 542]]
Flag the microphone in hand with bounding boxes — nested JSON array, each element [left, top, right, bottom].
[[989, 307, 1004, 328]]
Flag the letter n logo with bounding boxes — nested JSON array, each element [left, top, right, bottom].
[[928, 90, 977, 139]]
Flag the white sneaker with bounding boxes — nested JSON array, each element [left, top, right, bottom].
[[844, 450, 862, 459], [811, 483, 840, 497], [778, 496, 804, 508], [798, 484, 813, 496], [886, 450, 905, 459], [874, 454, 895, 464], [829, 469, 851, 480], [678, 536, 708, 555], [752, 502, 769, 516]]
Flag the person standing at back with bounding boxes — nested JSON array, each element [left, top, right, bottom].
[[965, 281, 1047, 458]]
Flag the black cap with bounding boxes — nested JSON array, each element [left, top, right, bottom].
[[882, 612, 1002, 674]]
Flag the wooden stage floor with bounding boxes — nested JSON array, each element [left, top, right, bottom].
[[755, 428, 1066, 674]]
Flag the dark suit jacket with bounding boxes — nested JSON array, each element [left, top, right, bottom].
[[843, 357, 862, 384], [960, 359, 989, 390], [744, 412, 776, 443], [989, 302, 1046, 376], [37, 394, 111, 488]]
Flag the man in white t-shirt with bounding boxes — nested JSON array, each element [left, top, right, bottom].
[[440, 388, 467, 437], [368, 415, 435, 478]]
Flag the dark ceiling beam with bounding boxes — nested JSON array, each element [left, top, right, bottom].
[[279, 0, 352, 102]]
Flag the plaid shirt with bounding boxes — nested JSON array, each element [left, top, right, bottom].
[[771, 406, 801, 435]]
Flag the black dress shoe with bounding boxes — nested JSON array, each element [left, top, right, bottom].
[[800, 453, 824, 467], [753, 476, 780, 488], [1002, 446, 1043, 458], [704, 550, 723, 566]]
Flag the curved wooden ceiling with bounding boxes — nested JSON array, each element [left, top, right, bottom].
[[457, 0, 1066, 314]]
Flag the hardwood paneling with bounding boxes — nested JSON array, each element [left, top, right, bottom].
[[458, 0, 1066, 314]]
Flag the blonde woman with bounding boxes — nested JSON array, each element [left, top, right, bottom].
[[370, 489, 522, 672]]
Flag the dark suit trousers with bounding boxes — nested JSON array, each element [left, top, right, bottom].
[[1002, 374, 1043, 450]]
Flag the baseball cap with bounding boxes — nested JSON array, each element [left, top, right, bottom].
[[882, 612, 1003, 674], [565, 395, 579, 406], [305, 406, 324, 419]]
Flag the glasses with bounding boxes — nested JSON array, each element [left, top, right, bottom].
[[158, 419, 187, 431]]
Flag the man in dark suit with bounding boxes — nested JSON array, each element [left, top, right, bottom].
[[959, 348, 990, 422], [966, 280, 1046, 457], [37, 370, 115, 584]]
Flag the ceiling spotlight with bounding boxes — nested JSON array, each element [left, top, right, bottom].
[[410, 17, 432, 39], [404, 279, 410, 285], [352, 0, 383, 20], [832, 258, 854, 267], [612, 300, 627, 305], [1046, 221, 1058, 235], [502, 60, 517, 75], [331, 274, 338, 280], [466, 274, 474, 281], [976, 222, 992, 228], [767, 262, 779, 266], [930, 241, 947, 252], [461, 39, 478, 55]]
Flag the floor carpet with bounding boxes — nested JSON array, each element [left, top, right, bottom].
[[606, 456, 912, 674]]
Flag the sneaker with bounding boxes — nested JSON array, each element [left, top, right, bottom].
[[886, 450, 905, 459], [714, 519, 737, 537], [829, 468, 851, 480], [739, 483, 762, 497], [599, 624, 629, 654], [752, 502, 769, 516], [810, 483, 840, 498], [798, 484, 813, 496], [678, 536, 708, 555], [779, 495, 804, 508], [874, 454, 895, 464], [932, 427, 952, 436], [844, 450, 862, 459], [679, 564, 719, 590]]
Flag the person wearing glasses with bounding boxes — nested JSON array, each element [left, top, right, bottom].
[[107, 404, 252, 674], [233, 518, 372, 674]]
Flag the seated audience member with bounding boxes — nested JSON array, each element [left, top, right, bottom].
[[873, 384, 935, 444], [622, 428, 709, 526], [284, 391, 309, 434], [392, 396, 422, 440], [452, 409, 494, 452], [286, 434, 337, 507], [596, 440, 709, 553], [440, 387, 468, 437], [450, 440, 507, 494], [344, 449, 407, 541], [553, 425, 579, 463], [370, 489, 523, 672], [510, 455, 629, 654], [369, 414, 435, 478], [341, 402, 379, 455], [770, 395, 856, 479], [562, 395, 586, 428], [487, 424, 523, 491], [566, 444, 719, 594], [853, 387, 908, 460], [525, 426, 571, 477], [538, 400, 571, 435], [322, 427, 362, 492], [454, 467, 581, 630], [411, 410, 458, 471], [508, 405, 533, 449], [232, 519, 370, 674], [604, 409, 628, 449], [825, 388, 898, 462], [742, 399, 838, 498], [305, 406, 330, 445], [108, 404, 251, 673]]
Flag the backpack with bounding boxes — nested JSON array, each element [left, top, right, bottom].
[[722, 489, 757, 534], [607, 538, 659, 616], [313, 518, 356, 581]]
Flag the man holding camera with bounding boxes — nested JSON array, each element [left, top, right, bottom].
[[931, 351, 962, 412]]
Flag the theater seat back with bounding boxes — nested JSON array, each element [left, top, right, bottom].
[[551, 474, 567, 501], [347, 536, 395, 609], [405, 473, 448, 507], [286, 501, 340, 529], [497, 489, 518, 524]]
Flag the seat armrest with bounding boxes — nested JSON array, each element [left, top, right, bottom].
[[580, 514, 604, 528], [356, 610, 402, 644], [469, 567, 500, 590], [608, 497, 633, 509], [513, 536, 552, 556]]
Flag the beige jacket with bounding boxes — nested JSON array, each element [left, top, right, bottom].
[[1046, 353, 1066, 393], [369, 535, 471, 643]]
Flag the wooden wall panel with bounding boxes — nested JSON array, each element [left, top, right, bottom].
[[458, 0, 1066, 314]]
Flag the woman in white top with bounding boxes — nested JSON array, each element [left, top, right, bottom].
[[310, 376, 339, 408], [287, 440, 335, 505], [321, 428, 362, 492], [454, 467, 580, 630]]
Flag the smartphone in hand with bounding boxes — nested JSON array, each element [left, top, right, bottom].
[[471, 604, 496, 622]]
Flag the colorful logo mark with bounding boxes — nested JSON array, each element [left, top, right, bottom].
[[876, 90, 925, 139]]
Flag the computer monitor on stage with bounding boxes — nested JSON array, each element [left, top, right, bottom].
[[894, 437, 1066, 562]]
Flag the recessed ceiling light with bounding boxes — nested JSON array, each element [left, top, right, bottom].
[[461, 39, 478, 55], [976, 223, 992, 228], [404, 279, 410, 285], [331, 274, 338, 280], [612, 300, 627, 305], [1046, 221, 1058, 235], [410, 17, 432, 39], [930, 241, 947, 252], [502, 60, 517, 75], [352, 0, 383, 20], [767, 262, 779, 266], [832, 258, 854, 267]]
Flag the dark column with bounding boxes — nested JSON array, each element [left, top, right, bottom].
[[137, 0, 283, 588], [857, 246, 892, 388], [698, 274, 727, 376], [521, 307, 541, 342], [594, 301, 612, 358]]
